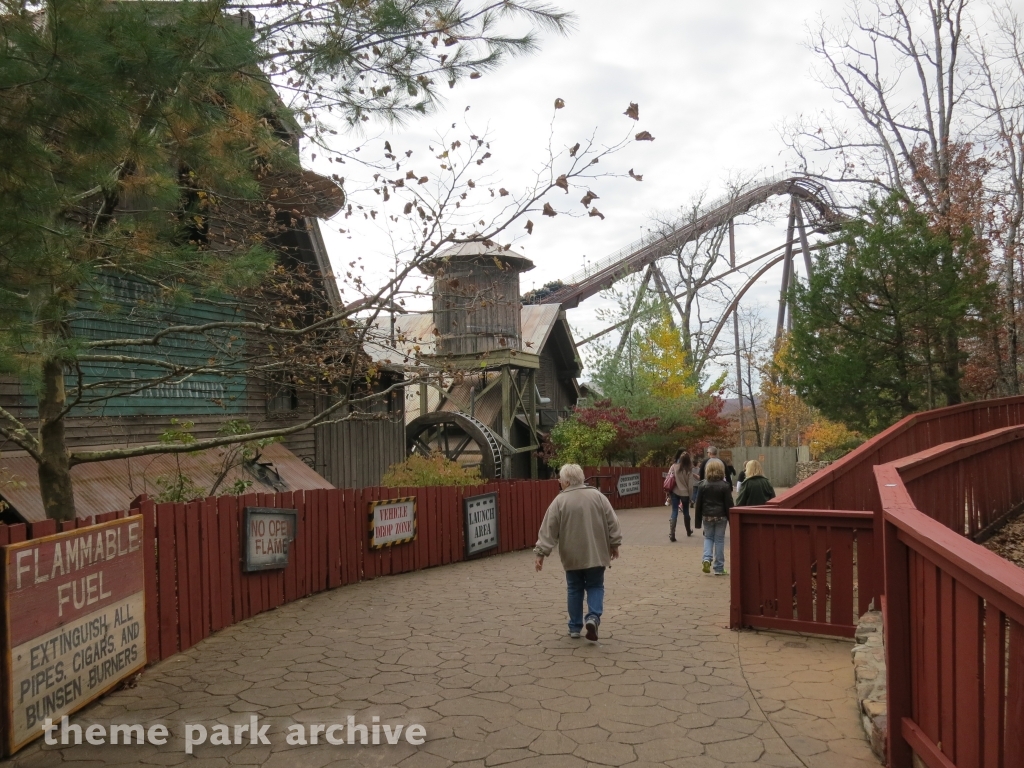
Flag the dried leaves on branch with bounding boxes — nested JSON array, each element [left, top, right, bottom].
[[0, 0, 651, 519]]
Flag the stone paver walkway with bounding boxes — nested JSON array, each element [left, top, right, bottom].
[[8, 506, 879, 768]]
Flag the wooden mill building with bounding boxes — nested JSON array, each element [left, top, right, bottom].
[[367, 241, 583, 480]]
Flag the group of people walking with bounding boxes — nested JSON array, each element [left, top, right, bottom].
[[532, 450, 776, 642], [664, 446, 776, 574]]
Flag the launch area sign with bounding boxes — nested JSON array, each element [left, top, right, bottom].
[[3, 516, 147, 754], [464, 493, 499, 557]]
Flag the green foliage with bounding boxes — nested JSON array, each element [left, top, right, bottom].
[[152, 419, 277, 502], [153, 474, 207, 505], [547, 418, 617, 469], [382, 453, 483, 487], [787, 193, 997, 433], [586, 310, 727, 466]]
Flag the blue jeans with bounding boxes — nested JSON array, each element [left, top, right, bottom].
[[565, 566, 605, 634], [702, 518, 728, 573], [670, 493, 690, 526]]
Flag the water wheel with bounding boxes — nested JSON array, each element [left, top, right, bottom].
[[406, 412, 504, 480]]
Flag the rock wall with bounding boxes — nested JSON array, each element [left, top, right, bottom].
[[795, 460, 832, 483], [853, 610, 887, 764]]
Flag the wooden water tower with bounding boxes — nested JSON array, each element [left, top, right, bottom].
[[410, 241, 543, 479], [424, 241, 532, 355]]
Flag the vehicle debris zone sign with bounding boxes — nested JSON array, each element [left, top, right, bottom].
[[464, 493, 499, 557], [243, 508, 297, 572], [617, 473, 641, 497], [369, 497, 416, 549], [3, 516, 146, 754]]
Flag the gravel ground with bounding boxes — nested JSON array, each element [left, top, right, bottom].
[[983, 515, 1024, 569]]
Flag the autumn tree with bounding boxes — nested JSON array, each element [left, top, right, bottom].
[[787, 0, 999, 404], [0, 0, 653, 519], [586, 310, 726, 465], [758, 338, 817, 447]]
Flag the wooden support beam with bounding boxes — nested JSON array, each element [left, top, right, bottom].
[[528, 369, 538, 479], [501, 366, 511, 478]]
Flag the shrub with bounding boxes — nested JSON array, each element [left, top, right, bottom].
[[547, 417, 617, 469], [382, 453, 483, 487]]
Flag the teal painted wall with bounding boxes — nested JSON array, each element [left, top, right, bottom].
[[60, 274, 248, 417]]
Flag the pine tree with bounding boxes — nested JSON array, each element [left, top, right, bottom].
[[0, 0, 577, 519]]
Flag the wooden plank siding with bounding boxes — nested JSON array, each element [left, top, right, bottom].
[[314, 418, 406, 489]]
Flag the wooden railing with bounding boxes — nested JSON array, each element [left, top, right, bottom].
[[729, 507, 877, 638], [731, 396, 1024, 638], [770, 396, 1024, 514], [876, 427, 1024, 768]]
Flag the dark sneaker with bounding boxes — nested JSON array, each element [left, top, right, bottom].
[[584, 620, 598, 641], [569, 631, 581, 638], [702, 560, 711, 574]]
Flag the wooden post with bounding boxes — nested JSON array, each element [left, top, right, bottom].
[[528, 369, 538, 479], [501, 366, 512, 478], [883, 517, 914, 768], [730, 219, 745, 447]]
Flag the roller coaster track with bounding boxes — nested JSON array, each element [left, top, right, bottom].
[[534, 175, 842, 310]]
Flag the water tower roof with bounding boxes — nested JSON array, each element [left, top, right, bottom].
[[420, 240, 535, 275]]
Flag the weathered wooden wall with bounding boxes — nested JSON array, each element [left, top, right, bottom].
[[726, 446, 809, 488], [314, 419, 406, 488]]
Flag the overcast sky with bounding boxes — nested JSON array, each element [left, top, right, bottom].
[[315, 0, 852, 384]]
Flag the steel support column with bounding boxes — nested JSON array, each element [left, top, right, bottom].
[[729, 220, 745, 447]]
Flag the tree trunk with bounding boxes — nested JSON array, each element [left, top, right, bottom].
[[942, 326, 962, 406], [37, 358, 76, 522]]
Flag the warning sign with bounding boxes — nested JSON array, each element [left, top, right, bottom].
[[3, 517, 147, 754], [369, 498, 416, 549]]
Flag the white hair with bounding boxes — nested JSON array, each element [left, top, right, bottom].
[[707, 446, 719, 456], [559, 464, 585, 486]]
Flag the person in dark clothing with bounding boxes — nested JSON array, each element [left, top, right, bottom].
[[736, 459, 776, 507], [668, 450, 694, 541], [694, 458, 732, 575], [723, 458, 737, 489], [697, 446, 719, 481]]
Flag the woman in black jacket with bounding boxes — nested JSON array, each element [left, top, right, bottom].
[[694, 458, 732, 575], [736, 459, 776, 506]]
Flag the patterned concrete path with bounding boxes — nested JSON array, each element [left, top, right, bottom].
[[7, 506, 879, 768]]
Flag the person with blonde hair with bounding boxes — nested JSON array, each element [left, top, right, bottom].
[[534, 464, 622, 641], [694, 458, 732, 575], [736, 460, 776, 506]]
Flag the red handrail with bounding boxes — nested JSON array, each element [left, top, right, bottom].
[[876, 436, 1024, 768]]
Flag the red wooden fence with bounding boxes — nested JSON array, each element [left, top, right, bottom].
[[0, 470, 663, 669], [729, 507, 877, 638], [731, 395, 1024, 638], [876, 429, 1024, 768], [583, 466, 664, 509]]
